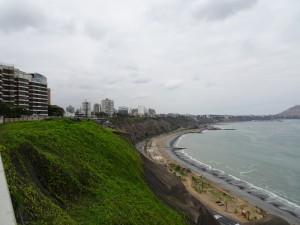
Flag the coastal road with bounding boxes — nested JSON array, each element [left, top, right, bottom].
[[209, 209, 239, 225]]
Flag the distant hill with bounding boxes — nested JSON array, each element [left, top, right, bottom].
[[277, 105, 300, 118]]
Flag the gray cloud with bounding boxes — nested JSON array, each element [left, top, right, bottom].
[[105, 78, 124, 86], [1, 0, 299, 115], [193, 0, 258, 21], [79, 84, 95, 90], [123, 64, 140, 72], [132, 78, 150, 84], [162, 79, 185, 91], [0, 1, 46, 33], [130, 93, 150, 101], [203, 81, 217, 88], [84, 22, 108, 40]]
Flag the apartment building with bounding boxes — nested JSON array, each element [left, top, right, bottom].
[[93, 103, 101, 114], [101, 98, 114, 116], [138, 105, 146, 115], [148, 108, 156, 117], [66, 105, 75, 113], [0, 63, 48, 116], [118, 106, 129, 116], [82, 100, 91, 118]]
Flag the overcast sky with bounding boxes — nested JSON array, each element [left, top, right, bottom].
[[1, 0, 299, 115]]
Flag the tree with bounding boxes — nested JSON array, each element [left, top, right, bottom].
[[11, 105, 32, 117], [48, 105, 64, 117], [0, 102, 11, 116], [0, 102, 32, 118], [95, 112, 108, 118]]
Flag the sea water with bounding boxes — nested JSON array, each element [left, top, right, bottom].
[[176, 120, 300, 221]]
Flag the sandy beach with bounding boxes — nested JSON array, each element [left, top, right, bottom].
[[141, 129, 298, 225]]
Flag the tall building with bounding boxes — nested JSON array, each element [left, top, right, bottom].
[[93, 103, 101, 114], [101, 98, 114, 116], [29, 73, 48, 115], [131, 108, 138, 116], [66, 105, 75, 113], [47, 88, 51, 105], [118, 106, 129, 116], [148, 108, 156, 117], [138, 105, 146, 115], [0, 63, 48, 115], [82, 100, 91, 118]]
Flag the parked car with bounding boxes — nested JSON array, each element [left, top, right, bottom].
[[214, 214, 222, 220]]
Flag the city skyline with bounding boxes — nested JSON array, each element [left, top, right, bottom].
[[69, 99, 155, 117], [1, 0, 299, 115]]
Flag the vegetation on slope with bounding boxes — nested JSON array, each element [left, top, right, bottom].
[[0, 119, 189, 225]]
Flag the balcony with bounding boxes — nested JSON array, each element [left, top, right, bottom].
[[17, 96, 29, 100], [16, 84, 28, 88], [31, 105, 46, 108], [16, 87, 29, 92], [17, 100, 30, 104], [30, 102, 48, 106], [2, 75, 14, 79], [16, 79, 29, 83], [3, 99, 15, 104], [4, 82, 15, 86], [30, 96, 47, 100], [17, 102, 29, 107], [30, 92, 47, 97], [29, 83, 47, 89], [30, 88, 47, 93]]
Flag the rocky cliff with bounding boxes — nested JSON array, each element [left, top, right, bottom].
[[111, 117, 199, 143], [142, 154, 219, 225]]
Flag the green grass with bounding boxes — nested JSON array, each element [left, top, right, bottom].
[[0, 118, 188, 225]]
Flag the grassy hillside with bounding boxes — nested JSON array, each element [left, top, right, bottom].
[[0, 119, 189, 225]]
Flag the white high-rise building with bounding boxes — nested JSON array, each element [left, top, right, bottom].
[[101, 98, 114, 116], [82, 100, 91, 118], [138, 105, 146, 115]]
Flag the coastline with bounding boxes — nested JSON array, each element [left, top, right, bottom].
[[142, 129, 299, 225]]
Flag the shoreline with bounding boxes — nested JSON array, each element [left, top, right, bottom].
[[143, 129, 299, 225]]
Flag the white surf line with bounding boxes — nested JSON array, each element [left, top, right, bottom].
[[0, 154, 17, 225]]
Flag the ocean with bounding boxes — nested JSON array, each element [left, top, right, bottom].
[[175, 120, 300, 222]]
